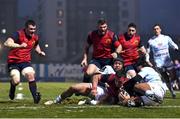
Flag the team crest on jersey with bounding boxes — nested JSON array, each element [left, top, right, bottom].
[[31, 41, 35, 46], [105, 38, 111, 44], [133, 39, 139, 45]]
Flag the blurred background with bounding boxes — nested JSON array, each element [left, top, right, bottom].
[[0, 0, 180, 81]]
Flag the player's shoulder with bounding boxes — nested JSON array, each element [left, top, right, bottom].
[[148, 35, 156, 43], [162, 34, 171, 39], [142, 66, 155, 73]]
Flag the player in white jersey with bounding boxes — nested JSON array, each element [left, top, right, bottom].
[[147, 24, 179, 98], [121, 56, 167, 107]]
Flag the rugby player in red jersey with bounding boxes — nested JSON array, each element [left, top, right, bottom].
[[4, 20, 45, 104], [118, 23, 151, 78], [81, 19, 122, 82], [44, 57, 129, 105]]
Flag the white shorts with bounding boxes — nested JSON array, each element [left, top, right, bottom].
[[141, 82, 166, 106], [89, 83, 106, 100]]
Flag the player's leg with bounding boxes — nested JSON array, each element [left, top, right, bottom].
[[9, 68, 21, 100], [53, 83, 91, 104], [160, 68, 175, 98], [134, 82, 164, 106], [22, 65, 41, 104], [134, 83, 151, 95], [83, 59, 100, 82], [125, 65, 137, 79], [167, 68, 177, 98], [78, 84, 107, 105], [122, 83, 153, 107]]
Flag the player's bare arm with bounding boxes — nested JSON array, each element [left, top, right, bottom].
[[139, 46, 153, 67], [4, 38, 27, 48], [35, 44, 46, 56], [111, 44, 122, 58], [81, 43, 91, 67]]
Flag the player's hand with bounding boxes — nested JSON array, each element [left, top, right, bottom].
[[39, 51, 46, 56], [90, 89, 97, 98], [146, 61, 153, 67], [111, 52, 118, 58], [20, 42, 27, 48], [81, 59, 87, 67]]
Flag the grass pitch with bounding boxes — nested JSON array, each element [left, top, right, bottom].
[[0, 82, 180, 118]]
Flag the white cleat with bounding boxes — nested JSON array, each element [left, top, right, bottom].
[[44, 100, 54, 105], [78, 100, 87, 105], [90, 100, 99, 105]]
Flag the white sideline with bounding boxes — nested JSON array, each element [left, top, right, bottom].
[[1, 105, 180, 110]]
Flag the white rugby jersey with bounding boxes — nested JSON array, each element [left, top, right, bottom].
[[138, 67, 168, 91], [138, 67, 161, 83], [99, 65, 115, 74], [147, 34, 178, 68]]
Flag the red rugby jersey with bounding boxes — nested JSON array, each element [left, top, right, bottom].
[[87, 30, 120, 59], [118, 34, 141, 66], [7, 29, 38, 63], [101, 74, 129, 97]]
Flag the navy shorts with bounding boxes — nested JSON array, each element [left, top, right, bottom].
[[8, 62, 32, 72], [125, 64, 137, 73], [89, 58, 113, 69]]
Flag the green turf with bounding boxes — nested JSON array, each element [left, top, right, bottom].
[[0, 82, 180, 118]]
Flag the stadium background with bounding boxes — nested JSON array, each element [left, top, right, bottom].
[[0, 0, 180, 82]]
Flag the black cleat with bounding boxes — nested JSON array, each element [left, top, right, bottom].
[[9, 84, 16, 100], [34, 92, 41, 104], [172, 93, 176, 99]]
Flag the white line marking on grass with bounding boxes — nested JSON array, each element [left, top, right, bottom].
[[147, 105, 180, 108], [61, 105, 180, 109], [1, 106, 45, 110], [2, 105, 180, 111]]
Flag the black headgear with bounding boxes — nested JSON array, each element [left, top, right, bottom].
[[113, 57, 125, 77], [113, 57, 124, 65]]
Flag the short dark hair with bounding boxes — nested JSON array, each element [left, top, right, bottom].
[[153, 23, 161, 28], [25, 20, 36, 28], [135, 55, 149, 67], [97, 18, 107, 25], [128, 22, 136, 29]]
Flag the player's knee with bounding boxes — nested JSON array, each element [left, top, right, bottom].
[[69, 85, 78, 93], [86, 65, 98, 75], [127, 70, 136, 79], [22, 67, 35, 81], [10, 69, 20, 85]]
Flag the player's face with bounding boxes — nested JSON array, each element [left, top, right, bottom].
[[26, 25, 36, 37], [98, 23, 108, 36], [127, 27, 136, 37], [113, 61, 123, 72], [153, 26, 161, 36]]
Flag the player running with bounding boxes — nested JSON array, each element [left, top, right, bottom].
[[81, 19, 122, 82], [147, 24, 179, 98], [118, 23, 151, 78], [4, 20, 45, 104]]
